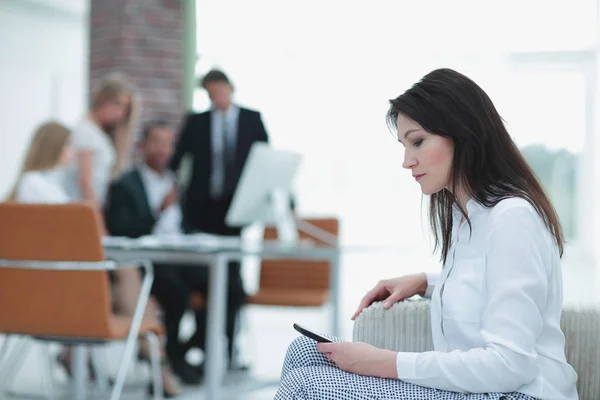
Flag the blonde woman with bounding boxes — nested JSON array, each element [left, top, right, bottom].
[[64, 71, 139, 214], [8, 122, 73, 203], [65, 74, 146, 316]]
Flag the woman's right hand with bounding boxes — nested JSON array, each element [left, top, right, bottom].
[[351, 273, 428, 320]]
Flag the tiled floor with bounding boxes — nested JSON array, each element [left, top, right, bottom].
[[0, 249, 597, 399]]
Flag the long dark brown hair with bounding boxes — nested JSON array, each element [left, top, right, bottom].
[[386, 68, 564, 263]]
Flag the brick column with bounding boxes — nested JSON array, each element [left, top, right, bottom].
[[89, 0, 184, 129]]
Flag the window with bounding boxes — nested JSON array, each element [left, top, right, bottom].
[[475, 66, 587, 241], [194, 0, 599, 257]]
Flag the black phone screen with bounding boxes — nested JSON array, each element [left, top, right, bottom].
[[293, 323, 332, 343]]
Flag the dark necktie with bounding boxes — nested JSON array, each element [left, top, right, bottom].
[[222, 113, 236, 196]]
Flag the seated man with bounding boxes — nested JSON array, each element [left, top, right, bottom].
[[104, 120, 207, 384]]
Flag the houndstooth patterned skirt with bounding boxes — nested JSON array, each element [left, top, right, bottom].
[[275, 336, 537, 400]]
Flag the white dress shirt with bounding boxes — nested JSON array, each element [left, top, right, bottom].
[[138, 164, 182, 235], [396, 198, 578, 399], [210, 104, 240, 198], [15, 170, 70, 204]]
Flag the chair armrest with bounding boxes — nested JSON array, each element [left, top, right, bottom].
[[561, 303, 600, 400], [0, 258, 151, 272], [352, 298, 433, 353], [0, 259, 117, 271]]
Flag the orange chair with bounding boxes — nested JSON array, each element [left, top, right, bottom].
[[248, 217, 339, 307], [0, 203, 164, 400], [235, 218, 338, 367]]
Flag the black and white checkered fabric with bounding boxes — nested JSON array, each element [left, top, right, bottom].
[[275, 336, 537, 400]]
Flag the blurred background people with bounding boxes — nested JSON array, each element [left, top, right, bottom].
[[9, 120, 181, 397]]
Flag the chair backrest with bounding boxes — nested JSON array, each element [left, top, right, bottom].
[[0, 202, 114, 338], [260, 218, 339, 292]]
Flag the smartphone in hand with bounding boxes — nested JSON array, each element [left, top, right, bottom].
[[293, 323, 332, 343]]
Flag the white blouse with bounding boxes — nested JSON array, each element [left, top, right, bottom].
[[63, 118, 115, 205], [15, 170, 70, 204], [396, 198, 578, 400]]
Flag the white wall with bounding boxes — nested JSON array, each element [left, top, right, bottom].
[[0, 0, 88, 199]]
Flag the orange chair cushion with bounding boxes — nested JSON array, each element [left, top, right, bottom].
[[255, 218, 338, 308], [257, 260, 330, 291], [0, 269, 113, 338]]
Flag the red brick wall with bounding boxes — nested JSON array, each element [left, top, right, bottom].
[[89, 0, 184, 132]]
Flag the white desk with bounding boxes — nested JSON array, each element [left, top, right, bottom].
[[104, 239, 341, 400]]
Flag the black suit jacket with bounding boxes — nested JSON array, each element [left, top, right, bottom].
[[170, 107, 269, 235], [104, 169, 158, 238]]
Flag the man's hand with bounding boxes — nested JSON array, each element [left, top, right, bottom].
[[316, 342, 398, 379], [160, 184, 178, 212]]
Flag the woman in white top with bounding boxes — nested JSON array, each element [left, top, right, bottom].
[[65, 73, 146, 336], [275, 69, 578, 400], [64, 72, 139, 213], [8, 122, 73, 203]]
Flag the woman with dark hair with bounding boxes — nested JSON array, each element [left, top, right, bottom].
[[275, 69, 578, 399]]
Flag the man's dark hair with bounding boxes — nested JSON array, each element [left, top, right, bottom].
[[201, 69, 231, 88], [141, 120, 170, 141]]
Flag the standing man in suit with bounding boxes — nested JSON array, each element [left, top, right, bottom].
[[105, 121, 205, 385], [170, 69, 269, 367]]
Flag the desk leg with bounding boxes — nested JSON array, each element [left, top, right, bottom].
[[330, 251, 341, 337], [205, 253, 228, 400]]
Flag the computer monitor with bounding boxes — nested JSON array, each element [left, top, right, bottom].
[[225, 142, 303, 243]]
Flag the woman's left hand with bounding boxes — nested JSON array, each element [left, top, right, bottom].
[[317, 342, 398, 379]]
